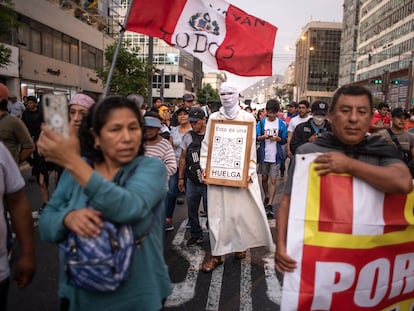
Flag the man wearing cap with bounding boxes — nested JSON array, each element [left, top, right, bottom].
[[144, 111, 176, 179], [0, 83, 34, 164], [178, 107, 207, 246], [290, 100, 332, 155], [376, 107, 414, 177], [199, 82, 274, 272], [284, 102, 298, 125]]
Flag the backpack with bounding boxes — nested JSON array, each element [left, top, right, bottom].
[[185, 130, 204, 184], [60, 162, 160, 292]]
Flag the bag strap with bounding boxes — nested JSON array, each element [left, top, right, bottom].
[[386, 128, 412, 162], [86, 157, 161, 246]]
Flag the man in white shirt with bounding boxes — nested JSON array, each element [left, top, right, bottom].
[[287, 100, 311, 158]]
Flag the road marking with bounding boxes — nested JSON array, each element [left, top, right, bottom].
[[264, 219, 282, 305], [165, 218, 281, 309], [240, 249, 252, 311], [206, 262, 224, 311], [164, 219, 206, 307]]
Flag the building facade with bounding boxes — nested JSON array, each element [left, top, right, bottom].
[[354, 0, 414, 107], [0, 0, 118, 100], [118, 0, 203, 105], [294, 21, 342, 103]]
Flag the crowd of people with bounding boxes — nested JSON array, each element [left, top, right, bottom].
[[0, 81, 413, 310]]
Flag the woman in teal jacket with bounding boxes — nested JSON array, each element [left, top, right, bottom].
[[38, 96, 171, 311]]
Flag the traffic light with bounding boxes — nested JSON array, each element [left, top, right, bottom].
[[369, 79, 382, 84], [391, 80, 399, 85]]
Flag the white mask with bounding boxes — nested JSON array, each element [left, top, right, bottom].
[[313, 115, 326, 126], [219, 82, 240, 119], [410, 116, 414, 122]]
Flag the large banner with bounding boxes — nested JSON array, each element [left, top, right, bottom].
[[282, 153, 414, 311]]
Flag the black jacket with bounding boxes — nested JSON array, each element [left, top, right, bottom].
[[290, 118, 331, 155]]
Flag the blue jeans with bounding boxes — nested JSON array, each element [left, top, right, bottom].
[[165, 172, 179, 219], [186, 179, 207, 239]]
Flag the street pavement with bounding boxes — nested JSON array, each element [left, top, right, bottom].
[[8, 168, 285, 311]]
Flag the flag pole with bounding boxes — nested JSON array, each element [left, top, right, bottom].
[[102, 0, 135, 97]]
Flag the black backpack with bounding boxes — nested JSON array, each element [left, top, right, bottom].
[[185, 131, 204, 184]]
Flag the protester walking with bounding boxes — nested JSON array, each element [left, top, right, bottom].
[[38, 95, 171, 311], [200, 82, 274, 272]]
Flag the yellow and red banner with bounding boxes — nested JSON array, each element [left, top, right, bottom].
[[282, 153, 414, 311]]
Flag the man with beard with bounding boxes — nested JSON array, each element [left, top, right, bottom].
[[199, 82, 274, 272], [290, 101, 331, 155]]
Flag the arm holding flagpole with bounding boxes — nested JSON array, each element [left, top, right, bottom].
[[102, 0, 135, 97]]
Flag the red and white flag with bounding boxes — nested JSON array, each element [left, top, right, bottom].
[[125, 0, 278, 76]]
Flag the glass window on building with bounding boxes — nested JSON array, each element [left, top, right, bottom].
[[16, 22, 30, 49], [42, 31, 53, 58], [53, 30, 62, 60], [31, 29, 41, 54]]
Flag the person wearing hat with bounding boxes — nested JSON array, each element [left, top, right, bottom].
[[177, 107, 207, 246], [143, 111, 176, 179], [158, 105, 171, 140], [165, 106, 191, 231], [375, 107, 414, 178], [199, 81, 274, 272], [290, 100, 332, 155], [284, 102, 299, 125], [170, 94, 195, 127], [68, 93, 95, 130]]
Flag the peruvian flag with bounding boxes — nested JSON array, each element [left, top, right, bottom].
[[125, 0, 278, 76]]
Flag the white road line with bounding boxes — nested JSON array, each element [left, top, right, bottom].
[[205, 262, 224, 311], [165, 219, 206, 307], [240, 249, 252, 311], [264, 218, 282, 305]]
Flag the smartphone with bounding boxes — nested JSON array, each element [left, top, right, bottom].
[[42, 94, 69, 138]]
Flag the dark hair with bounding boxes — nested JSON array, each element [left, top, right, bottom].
[[26, 96, 37, 103], [266, 99, 280, 112], [144, 110, 162, 120], [79, 95, 145, 163], [0, 99, 7, 111], [377, 102, 389, 110], [330, 85, 373, 113], [298, 100, 310, 108]]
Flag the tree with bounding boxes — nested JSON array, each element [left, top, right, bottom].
[[196, 84, 220, 105], [0, 0, 16, 68], [96, 41, 149, 97]]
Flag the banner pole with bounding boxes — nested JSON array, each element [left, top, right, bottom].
[[102, 0, 135, 97]]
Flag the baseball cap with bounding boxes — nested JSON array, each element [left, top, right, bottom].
[[311, 101, 328, 116], [183, 94, 195, 101], [286, 102, 298, 108], [391, 107, 409, 118], [188, 107, 205, 122], [0, 83, 9, 101]]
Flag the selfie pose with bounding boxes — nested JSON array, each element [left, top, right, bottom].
[[38, 96, 171, 311]]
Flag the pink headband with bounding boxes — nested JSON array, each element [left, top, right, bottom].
[[69, 93, 95, 109]]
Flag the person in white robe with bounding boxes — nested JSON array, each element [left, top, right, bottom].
[[199, 82, 275, 272]]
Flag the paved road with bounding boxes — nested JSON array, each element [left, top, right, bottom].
[[8, 168, 285, 311]]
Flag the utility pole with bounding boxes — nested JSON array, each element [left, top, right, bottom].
[[147, 36, 153, 107]]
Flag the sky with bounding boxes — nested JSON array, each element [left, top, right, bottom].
[[206, 0, 344, 92]]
